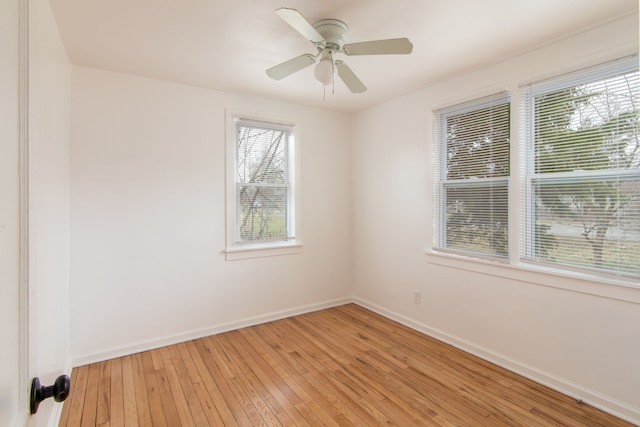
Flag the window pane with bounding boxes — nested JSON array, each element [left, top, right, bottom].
[[445, 183, 509, 256], [526, 58, 640, 278], [445, 101, 510, 180], [533, 178, 640, 276], [435, 94, 510, 259], [534, 72, 639, 174], [237, 184, 288, 242], [234, 120, 291, 244], [236, 124, 288, 185]]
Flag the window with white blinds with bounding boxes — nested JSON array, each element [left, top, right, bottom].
[[234, 118, 293, 244], [434, 93, 511, 258], [520, 56, 640, 279]]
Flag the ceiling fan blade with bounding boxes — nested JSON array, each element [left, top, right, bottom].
[[335, 60, 367, 93], [276, 8, 325, 45], [266, 54, 316, 80], [343, 38, 413, 55]]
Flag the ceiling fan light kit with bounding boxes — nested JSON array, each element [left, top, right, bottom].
[[266, 8, 413, 95], [314, 56, 335, 86], [314, 49, 336, 86]]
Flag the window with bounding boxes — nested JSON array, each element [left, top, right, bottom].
[[434, 93, 511, 259], [226, 113, 300, 259], [433, 57, 639, 282], [521, 57, 640, 279]]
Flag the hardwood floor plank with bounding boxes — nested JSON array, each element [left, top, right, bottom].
[[80, 363, 100, 427], [120, 355, 138, 427], [150, 346, 164, 371], [149, 361, 182, 426], [95, 361, 111, 426], [109, 357, 124, 427], [131, 353, 153, 426], [59, 304, 635, 427], [140, 351, 167, 427]]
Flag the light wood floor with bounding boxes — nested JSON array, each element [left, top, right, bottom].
[[59, 304, 633, 426]]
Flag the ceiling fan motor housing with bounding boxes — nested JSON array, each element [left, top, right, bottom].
[[313, 19, 348, 51]]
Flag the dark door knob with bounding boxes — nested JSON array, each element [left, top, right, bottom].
[[30, 374, 70, 414]]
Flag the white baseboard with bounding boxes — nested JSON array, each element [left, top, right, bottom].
[[71, 297, 353, 367], [352, 297, 640, 426]]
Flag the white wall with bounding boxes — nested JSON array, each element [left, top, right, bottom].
[[27, 0, 72, 425], [352, 15, 640, 424], [70, 67, 353, 363]]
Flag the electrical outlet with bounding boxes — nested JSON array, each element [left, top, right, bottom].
[[413, 290, 421, 304]]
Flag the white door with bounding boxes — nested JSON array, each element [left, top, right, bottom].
[[0, 0, 28, 425]]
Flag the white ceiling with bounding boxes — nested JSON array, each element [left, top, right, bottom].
[[49, 0, 638, 113]]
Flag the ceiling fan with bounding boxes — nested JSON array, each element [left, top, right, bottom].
[[266, 8, 413, 94]]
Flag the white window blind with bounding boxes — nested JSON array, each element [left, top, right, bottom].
[[235, 119, 293, 244], [434, 93, 511, 258], [520, 56, 640, 279]]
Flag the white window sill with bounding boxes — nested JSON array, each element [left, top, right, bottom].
[[225, 241, 303, 261], [425, 250, 640, 304]]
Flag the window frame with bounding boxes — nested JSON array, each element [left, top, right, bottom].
[[520, 56, 639, 280], [433, 92, 511, 261], [225, 110, 302, 260]]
